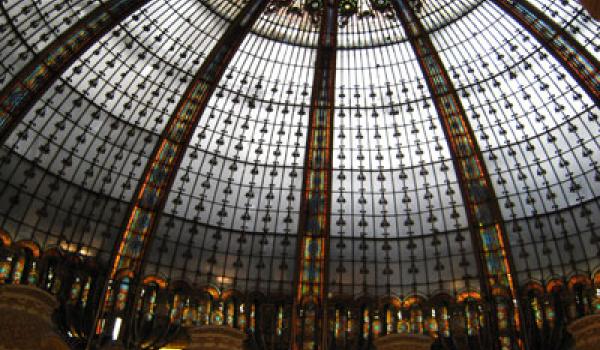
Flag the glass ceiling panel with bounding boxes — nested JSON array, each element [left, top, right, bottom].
[[431, 0, 600, 220], [430, 0, 600, 281], [0, 0, 100, 90], [254, 3, 320, 47], [418, 0, 483, 34], [528, 0, 600, 51], [2, 0, 236, 204], [330, 14, 477, 297], [70, 0, 233, 134], [200, 0, 245, 21], [0, 145, 128, 262], [336, 5, 403, 49], [147, 11, 318, 293]]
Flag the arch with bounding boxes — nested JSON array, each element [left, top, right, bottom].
[[567, 274, 592, 291], [378, 295, 402, 310], [491, 285, 513, 298], [81, 256, 101, 273], [327, 292, 354, 304], [402, 294, 426, 308], [169, 279, 193, 293], [354, 294, 377, 307], [401, 295, 426, 335], [429, 292, 455, 306], [456, 290, 482, 303], [14, 240, 41, 257], [0, 229, 12, 247], [41, 246, 62, 259], [114, 268, 135, 281], [200, 284, 221, 300], [593, 270, 600, 287], [221, 288, 244, 302], [521, 280, 545, 297], [247, 290, 267, 304], [300, 294, 321, 306], [61, 253, 83, 267], [429, 293, 453, 338], [546, 278, 566, 294], [142, 274, 168, 289]]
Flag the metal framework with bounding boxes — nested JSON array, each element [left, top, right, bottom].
[[0, 0, 149, 145], [392, 1, 524, 349], [291, 1, 338, 349], [92, 0, 269, 339], [492, 0, 599, 105]]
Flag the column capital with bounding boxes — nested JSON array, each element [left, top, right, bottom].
[[568, 314, 600, 350], [373, 333, 434, 350], [187, 326, 246, 350], [0, 284, 69, 350]]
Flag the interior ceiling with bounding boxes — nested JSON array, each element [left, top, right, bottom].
[[0, 0, 599, 297]]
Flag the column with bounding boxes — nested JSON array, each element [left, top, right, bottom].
[[0, 284, 69, 350]]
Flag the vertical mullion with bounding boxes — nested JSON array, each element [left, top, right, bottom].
[[392, 1, 525, 349], [292, 1, 338, 349]]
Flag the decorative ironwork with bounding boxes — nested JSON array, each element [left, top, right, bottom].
[[292, 1, 338, 349], [391, 1, 524, 349], [492, 0, 599, 105], [267, 0, 391, 20], [0, 0, 149, 145]]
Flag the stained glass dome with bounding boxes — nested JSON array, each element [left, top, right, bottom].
[[0, 0, 599, 349]]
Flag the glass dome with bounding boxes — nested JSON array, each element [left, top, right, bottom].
[[0, 0, 599, 308]]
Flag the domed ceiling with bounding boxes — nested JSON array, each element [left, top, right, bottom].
[[0, 0, 598, 298]]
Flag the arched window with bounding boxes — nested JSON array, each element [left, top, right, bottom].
[[137, 277, 167, 324], [410, 305, 424, 334], [524, 283, 545, 331], [249, 302, 256, 331], [464, 299, 481, 337], [115, 277, 131, 313], [397, 307, 408, 334], [0, 247, 14, 284], [276, 304, 284, 336], [545, 279, 565, 329], [333, 305, 344, 342], [425, 306, 438, 338], [437, 305, 450, 338], [182, 296, 193, 326], [568, 275, 593, 318], [593, 272, 600, 314], [10, 242, 40, 286], [361, 306, 370, 340], [384, 306, 394, 335], [372, 308, 382, 339], [11, 255, 26, 284], [170, 292, 183, 324], [199, 292, 213, 326], [226, 300, 236, 327], [81, 276, 92, 308], [40, 253, 62, 294], [69, 276, 83, 305], [238, 302, 247, 330], [0, 232, 13, 284], [212, 300, 225, 325]]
